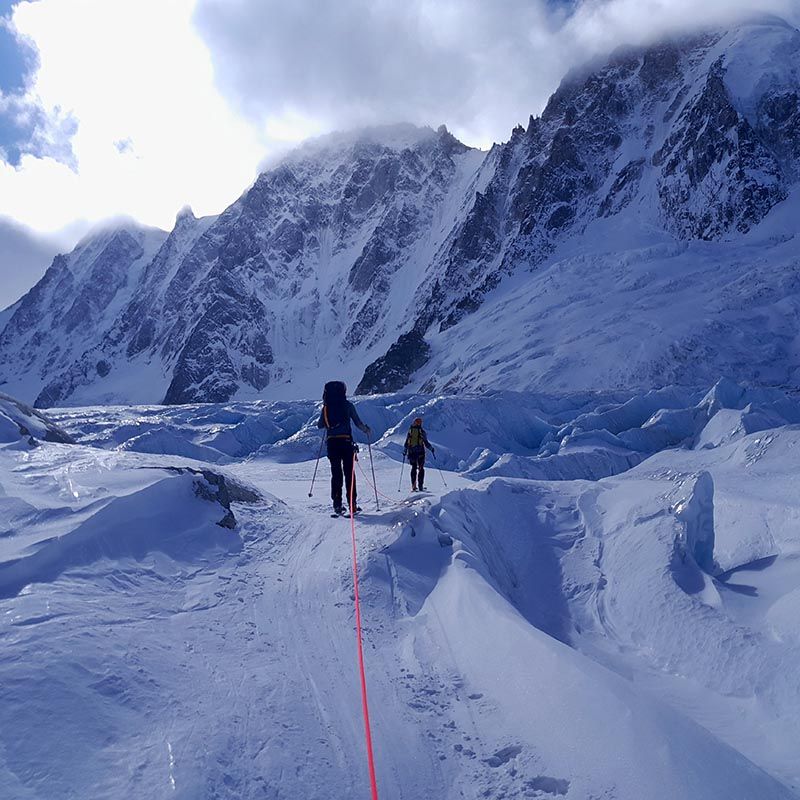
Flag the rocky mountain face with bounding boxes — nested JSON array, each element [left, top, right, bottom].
[[1, 124, 483, 406], [406, 19, 799, 339], [1, 17, 800, 406], [0, 225, 167, 404]]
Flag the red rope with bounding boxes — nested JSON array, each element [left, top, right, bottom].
[[348, 456, 380, 799]]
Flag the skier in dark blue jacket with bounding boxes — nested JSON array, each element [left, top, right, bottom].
[[317, 381, 371, 515]]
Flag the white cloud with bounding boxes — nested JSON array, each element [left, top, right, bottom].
[[561, 0, 799, 52], [195, 0, 798, 156], [194, 0, 564, 151], [0, 0, 271, 236]]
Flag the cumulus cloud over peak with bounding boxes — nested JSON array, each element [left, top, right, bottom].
[[194, 0, 563, 148], [195, 0, 799, 150]]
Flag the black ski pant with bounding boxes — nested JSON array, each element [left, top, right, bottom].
[[409, 447, 426, 488], [327, 436, 357, 509]]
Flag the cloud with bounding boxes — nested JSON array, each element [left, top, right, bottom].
[[194, 0, 566, 149], [0, 0, 266, 236], [195, 0, 798, 151], [561, 0, 800, 53]]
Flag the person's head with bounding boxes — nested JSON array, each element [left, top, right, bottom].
[[413, 417, 423, 426]]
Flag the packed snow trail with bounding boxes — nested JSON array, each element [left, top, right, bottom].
[[229, 451, 797, 800]]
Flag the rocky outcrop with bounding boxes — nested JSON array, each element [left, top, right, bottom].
[[166, 466, 262, 529], [0, 392, 75, 445], [654, 60, 785, 239], [356, 330, 431, 395]]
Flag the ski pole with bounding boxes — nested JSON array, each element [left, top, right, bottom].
[[367, 435, 380, 512], [308, 432, 325, 497], [433, 451, 448, 488], [397, 453, 406, 492]]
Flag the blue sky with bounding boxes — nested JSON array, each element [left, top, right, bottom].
[[0, 0, 797, 309], [0, 0, 34, 164], [0, 1, 30, 93]]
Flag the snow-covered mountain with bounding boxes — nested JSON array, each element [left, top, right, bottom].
[[0, 223, 167, 403], [2, 17, 800, 407], [0, 125, 482, 406]]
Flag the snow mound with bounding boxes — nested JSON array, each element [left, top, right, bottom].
[[371, 463, 800, 796], [118, 427, 234, 464], [0, 392, 74, 446], [0, 444, 252, 600], [0, 473, 240, 599]]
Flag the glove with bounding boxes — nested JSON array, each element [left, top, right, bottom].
[[431, 447, 436, 456], [363, 424, 372, 436]]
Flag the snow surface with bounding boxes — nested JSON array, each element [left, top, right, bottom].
[[2, 382, 800, 798], [0, 392, 73, 446], [416, 189, 800, 394]]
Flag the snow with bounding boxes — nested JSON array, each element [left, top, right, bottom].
[[413, 187, 800, 394], [0, 300, 17, 332], [0, 392, 73, 445], [2, 382, 800, 798], [719, 16, 800, 123], [287, 123, 450, 162]]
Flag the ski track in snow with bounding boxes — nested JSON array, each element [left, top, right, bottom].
[[2, 390, 800, 799]]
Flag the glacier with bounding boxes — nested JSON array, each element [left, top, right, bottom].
[[2, 380, 800, 798]]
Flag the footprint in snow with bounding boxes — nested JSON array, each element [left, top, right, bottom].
[[484, 744, 522, 768], [524, 775, 570, 796]]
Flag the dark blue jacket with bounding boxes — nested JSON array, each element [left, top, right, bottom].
[[318, 401, 368, 439]]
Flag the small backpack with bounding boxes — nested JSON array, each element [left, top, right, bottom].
[[407, 425, 424, 448], [323, 381, 348, 429]]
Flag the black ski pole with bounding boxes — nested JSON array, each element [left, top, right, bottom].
[[397, 453, 406, 492], [367, 435, 380, 511], [433, 451, 448, 488], [308, 432, 325, 497]]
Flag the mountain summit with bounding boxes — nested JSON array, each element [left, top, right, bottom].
[[1, 18, 799, 406]]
